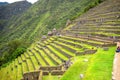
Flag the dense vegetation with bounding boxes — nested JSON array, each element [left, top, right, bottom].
[[0, 0, 119, 79], [0, 39, 29, 67], [0, 0, 104, 66], [0, 1, 32, 66]]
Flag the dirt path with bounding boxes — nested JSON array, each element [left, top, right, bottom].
[[112, 42, 120, 80]]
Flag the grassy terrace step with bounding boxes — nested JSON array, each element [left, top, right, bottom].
[[57, 38, 83, 49], [22, 62, 28, 73], [46, 45, 68, 61], [74, 25, 120, 29], [2, 65, 10, 80], [77, 18, 120, 27], [37, 42, 46, 47], [13, 62, 17, 80], [79, 12, 120, 20], [54, 41, 76, 53], [18, 57, 22, 64], [27, 49, 34, 56], [21, 54, 26, 62], [79, 22, 120, 28], [24, 52, 30, 59], [17, 65, 22, 80], [70, 29, 120, 35], [15, 59, 18, 67], [69, 28, 120, 32], [8, 63, 15, 79], [29, 57, 36, 70], [0, 67, 10, 80], [60, 36, 105, 47], [86, 12, 120, 18], [70, 31, 120, 37], [79, 0, 120, 18], [7, 62, 16, 80], [30, 55, 39, 70], [33, 47, 48, 66], [76, 35, 113, 43], [81, 2, 120, 15], [103, 21, 120, 25], [3, 62, 15, 80], [54, 41, 83, 53], [26, 59, 34, 71], [32, 48, 46, 66], [34, 47, 51, 66], [35, 46, 55, 66], [77, 15, 119, 23], [42, 48, 60, 65], [60, 35, 111, 46], [29, 49, 41, 65], [50, 43, 73, 58], [59, 39, 88, 50]]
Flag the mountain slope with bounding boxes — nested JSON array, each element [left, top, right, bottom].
[[0, 1, 32, 66], [0, 1, 31, 32], [0, 0, 101, 43], [0, 0, 102, 66], [0, 0, 119, 80], [0, 1, 31, 19]]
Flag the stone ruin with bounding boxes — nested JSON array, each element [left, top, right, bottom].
[[62, 59, 73, 70], [47, 31, 53, 36], [21, 65, 67, 80], [41, 35, 47, 41], [21, 60, 74, 80]]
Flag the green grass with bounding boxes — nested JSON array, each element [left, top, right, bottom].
[[26, 59, 34, 71], [84, 47, 115, 80], [60, 46, 116, 80], [60, 55, 92, 80], [39, 49, 55, 66], [22, 62, 28, 73], [43, 75, 60, 80], [44, 48, 62, 64], [51, 43, 74, 56], [33, 47, 47, 66], [30, 56, 39, 69], [47, 45, 68, 60]]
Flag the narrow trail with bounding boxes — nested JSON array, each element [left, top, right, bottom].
[[112, 42, 120, 80]]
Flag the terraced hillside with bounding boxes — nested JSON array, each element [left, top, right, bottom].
[[0, 0, 102, 66], [0, 0, 99, 43], [0, 35, 97, 80], [0, 0, 119, 80], [63, 0, 120, 40]]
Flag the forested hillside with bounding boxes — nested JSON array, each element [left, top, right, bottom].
[[0, 1, 32, 66]]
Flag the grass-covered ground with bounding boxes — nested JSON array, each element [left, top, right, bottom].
[[84, 47, 115, 80], [60, 46, 115, 80]]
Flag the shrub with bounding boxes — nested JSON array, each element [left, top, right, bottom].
[[0, 39, 29, 67]]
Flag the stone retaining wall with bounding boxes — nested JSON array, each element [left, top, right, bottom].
[[76, 49, 97, 56], [39, 65, 62, 72]]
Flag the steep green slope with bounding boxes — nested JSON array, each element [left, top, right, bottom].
[[0, 0, 102, 66], [0, 1, 32, 66], [0, 1, 31, 31], [1, 0, 100, 42]]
